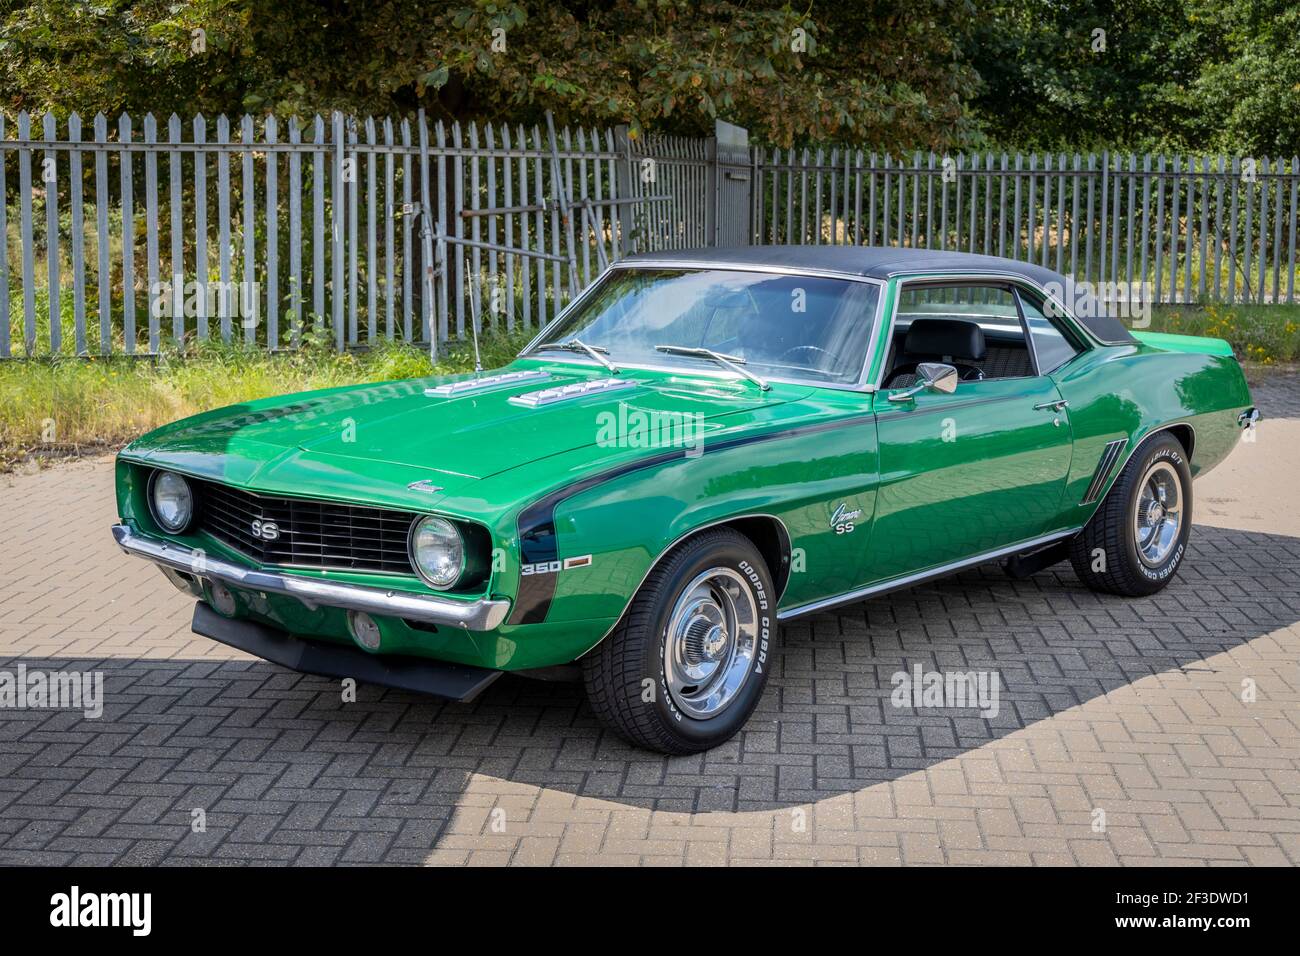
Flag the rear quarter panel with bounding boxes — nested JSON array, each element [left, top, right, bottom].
[[1051, 340, 1252, 530]]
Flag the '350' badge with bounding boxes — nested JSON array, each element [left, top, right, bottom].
[[521, 554, 593, 576]]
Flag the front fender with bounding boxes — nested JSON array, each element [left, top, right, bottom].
[[505, 411, 881, 644]]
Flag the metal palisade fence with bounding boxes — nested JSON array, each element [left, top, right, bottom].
[[754, 147, 1300, 308], [2, 111, 1299, 358]]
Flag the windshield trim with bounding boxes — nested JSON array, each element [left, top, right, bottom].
[[518, 263, 888, 392]]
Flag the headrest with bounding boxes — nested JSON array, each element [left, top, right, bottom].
[[903, 318, 986, 362]]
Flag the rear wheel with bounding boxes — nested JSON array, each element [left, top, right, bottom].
[[1069, 432, 1192, 596], [581, 528, 777, 754]]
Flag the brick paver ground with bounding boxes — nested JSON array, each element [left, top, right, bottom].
[[1, 376, 1297, 866]]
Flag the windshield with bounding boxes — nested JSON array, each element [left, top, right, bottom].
[[526, 268, 880, 386]]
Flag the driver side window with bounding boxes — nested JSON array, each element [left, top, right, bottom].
[[883, 283, 1034, 389]]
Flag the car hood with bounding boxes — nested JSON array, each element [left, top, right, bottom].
[[122, 362, 811, 503]]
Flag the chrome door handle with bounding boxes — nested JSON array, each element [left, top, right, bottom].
[[1034, 400, 1069, 411]]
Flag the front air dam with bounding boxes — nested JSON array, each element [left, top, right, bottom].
[[191, 601, 503, 702]]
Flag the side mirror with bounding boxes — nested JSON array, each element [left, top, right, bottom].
[[887, 362, 959, 402]]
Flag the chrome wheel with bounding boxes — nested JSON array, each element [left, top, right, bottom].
[[663, 567, 759, 719], [1133, 460, 1183, 567]]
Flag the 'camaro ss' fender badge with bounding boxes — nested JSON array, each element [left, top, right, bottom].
[[830, 502, 862, 534]]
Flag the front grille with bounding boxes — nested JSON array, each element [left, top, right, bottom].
[[195, 480, 417, 575]]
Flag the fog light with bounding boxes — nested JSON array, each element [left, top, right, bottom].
[[347, 610, 382, 651], [209, 581, 238, 617]]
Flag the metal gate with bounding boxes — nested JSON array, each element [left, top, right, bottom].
[[711, 120, 752, 248]]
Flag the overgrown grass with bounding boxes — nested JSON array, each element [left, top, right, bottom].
[[1146, 303, 1300, 364], [0, 330, 532, 470]]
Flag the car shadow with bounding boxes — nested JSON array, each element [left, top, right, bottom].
[[1, 522, 1296, 863]]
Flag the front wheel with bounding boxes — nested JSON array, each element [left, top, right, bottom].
[[1069, 432, 1192, 596], [581, 528, 777, 754]]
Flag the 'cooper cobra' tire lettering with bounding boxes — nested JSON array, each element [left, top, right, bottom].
[[582, 529, 779, 754]]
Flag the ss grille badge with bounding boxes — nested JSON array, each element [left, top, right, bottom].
[[250, 519, 280, 541]]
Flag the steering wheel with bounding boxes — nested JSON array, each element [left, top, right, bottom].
[[777, 344, 832, 366]]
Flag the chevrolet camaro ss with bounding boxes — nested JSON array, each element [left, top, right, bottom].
[[113, 247, 1258, 753]]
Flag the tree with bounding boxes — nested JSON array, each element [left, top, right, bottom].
[[1177, 0, 1300, 156], [964, 1, 1205, 151], [0, 0, 981, 149], [421, 1, 981, 149], [965, 0, 1300, 155], [1, 1, 1296, 153]]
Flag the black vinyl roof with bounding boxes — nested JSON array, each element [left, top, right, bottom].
[[623, 246, 1136, 344]]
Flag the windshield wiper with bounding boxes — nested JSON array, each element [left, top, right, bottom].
[[655, 345, 770, 391], [536, 338, 619, 374]]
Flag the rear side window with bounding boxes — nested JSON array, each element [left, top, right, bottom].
[[1017, 291, 1082, 374]]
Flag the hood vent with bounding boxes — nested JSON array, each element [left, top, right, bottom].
[[508, 377, 637, 408], [425, 369, 551, 397]]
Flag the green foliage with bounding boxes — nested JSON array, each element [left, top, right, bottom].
[[0, 1, 1295, 164], [423, 1, 981, 149], [966, 0, 1300, 154], [1175, 0, 1300, 156], [0, 1, 982, 150], [0, 0, 251, 119], [1146, 304, 1300, 365]]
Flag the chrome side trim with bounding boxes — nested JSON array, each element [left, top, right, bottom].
[[776, 528, 1081, 621], [112, 525, 511, 631], [1081, 438, 1129, 504]]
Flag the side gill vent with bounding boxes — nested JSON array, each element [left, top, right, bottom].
[[1081, 438, 1129, 504]]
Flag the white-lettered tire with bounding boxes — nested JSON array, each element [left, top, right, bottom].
[[581, 527, 777, 754], [1069, 432, 1192, 596]]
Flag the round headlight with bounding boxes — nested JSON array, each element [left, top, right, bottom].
[[150, 470, 194, 532], [408, 515, 464, 590]]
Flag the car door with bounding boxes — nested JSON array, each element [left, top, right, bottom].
[[863, 279, 1075, 584]]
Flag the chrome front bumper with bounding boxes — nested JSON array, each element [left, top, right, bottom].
[[111, 524, 512, 631]]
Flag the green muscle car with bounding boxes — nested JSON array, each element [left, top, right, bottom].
[[113, 248, 1258, 753]]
